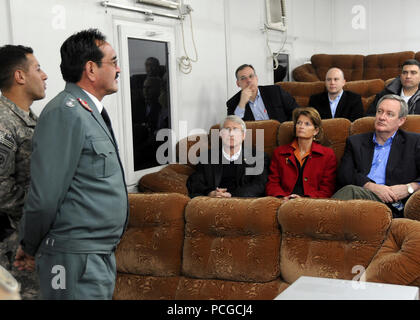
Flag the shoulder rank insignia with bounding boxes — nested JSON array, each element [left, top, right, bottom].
[[77, 98, 93, 112], [65, 98, 76, 108]]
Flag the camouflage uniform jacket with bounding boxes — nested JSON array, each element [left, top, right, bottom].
[[0, 95, 37, 226]]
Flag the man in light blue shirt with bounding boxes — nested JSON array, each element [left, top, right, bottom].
[[333, 94, 420, 218], [234, 88, 269, 120], [366, 132, 396, 185], [328, 90, 343, 118], [227, 64, 299, 123], [308, 67, 364, 121]]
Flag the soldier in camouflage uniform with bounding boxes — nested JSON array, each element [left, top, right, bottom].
[[0, 45, 47, 300]]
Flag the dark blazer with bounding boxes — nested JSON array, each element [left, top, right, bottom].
[[308, 90, 364, 122], [226, 85, 299, 122], [186, 145, 270, 198], [365, 77, 420, 116], [337, 130, 420, 195], [266, 141, 337, 198]]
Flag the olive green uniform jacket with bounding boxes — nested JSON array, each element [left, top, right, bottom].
[[20, 83, 128, 256]]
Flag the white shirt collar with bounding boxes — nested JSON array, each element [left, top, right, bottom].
[[82, 89, 103, 113], [222, 146, 242, 162], [328, 90, 344, 102]]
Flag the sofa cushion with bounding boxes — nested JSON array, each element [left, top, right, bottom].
[[276, 118, 350, 165], [365, 218, 420, 286], [404, 190, 420, 221], [364, 51, 415, 80], [277, 198, 392, 284], [210, 120, 280, 158], [115, 193, 189, 276], [292, 63, 320, 82], [350, 114, 420, 136], [138, 164, 195, 195], [311, 54, 364, 81], [343, 79, 385, 113], [114, 274, 181, 300], [182, 197, 283, 282], [174, 277, 289, 300], [278, 81, 325, 107]]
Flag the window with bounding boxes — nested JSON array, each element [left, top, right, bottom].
[[128, 38, 171, 171], [117, 24, 177, 187]]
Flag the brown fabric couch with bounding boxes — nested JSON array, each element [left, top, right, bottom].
[[279, 79, 384, 115], [113, 193, 420, 299], [292, 51, 416, 82], [138, 115, 420, 220]]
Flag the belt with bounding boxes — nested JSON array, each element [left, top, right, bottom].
[[39, 236, 118, 254]]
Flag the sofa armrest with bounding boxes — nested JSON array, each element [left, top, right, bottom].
[[404, 190, 420, 221], [365, 218, 420, 286], [137, 164, 195, 195], [176, 133, 209, 165], [116, 193, 190, 276], [292, 63, 320, 82]]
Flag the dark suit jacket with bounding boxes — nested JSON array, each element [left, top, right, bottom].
[[337, 130, 420, 197], [226, 85, 299, 122], [186, 145, 270, 198], [308, 90, 364, 122]]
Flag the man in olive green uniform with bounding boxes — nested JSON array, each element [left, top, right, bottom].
[[0, 45, 47, 300], [15, 29, 129, 300]]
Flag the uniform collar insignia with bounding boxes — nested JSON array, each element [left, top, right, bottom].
[[77, 98, 93, 112]]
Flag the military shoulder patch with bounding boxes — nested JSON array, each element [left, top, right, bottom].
[[77, 98, 93, 112], [0, 131, 16, 152], [0, 132, 15, 171], [65, 98, 76, 108]]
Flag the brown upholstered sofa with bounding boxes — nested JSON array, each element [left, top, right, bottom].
[[138, 115, 420, 221], [118, 114, 420, 299], [292, 51, 416, 82], [279, 79, 384, 114], [114, 193, 420, 299]]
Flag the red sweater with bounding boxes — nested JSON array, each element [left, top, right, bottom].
[[266, 141, 337, 198]]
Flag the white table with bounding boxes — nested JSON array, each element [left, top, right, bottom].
[[275, 276, 419, 300]]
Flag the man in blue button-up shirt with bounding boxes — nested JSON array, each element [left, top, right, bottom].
[[227, 64, 299, 123], [333, 94, 420, 218]]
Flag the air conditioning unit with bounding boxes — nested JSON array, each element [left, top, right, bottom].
[[265, 0, 287, 31], [137, 0, 179, 10]]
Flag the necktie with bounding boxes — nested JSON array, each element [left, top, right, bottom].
[[101, 107, 115, 141]]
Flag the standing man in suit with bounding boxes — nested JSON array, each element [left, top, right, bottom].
[[365, 59, 420, 116], [309, 67, 364, 122], [14, 29, 129, 299], [227, 64, 299, 123], [332, 94, 420, 218]]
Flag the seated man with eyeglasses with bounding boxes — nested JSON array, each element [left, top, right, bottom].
[[186, 115, 270, 198], [227, 64, 299, 122]]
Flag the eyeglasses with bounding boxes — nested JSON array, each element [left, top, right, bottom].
[[238, 74, 256, 81], [220, 127, 243, 134], [99, 59, 119, 68]]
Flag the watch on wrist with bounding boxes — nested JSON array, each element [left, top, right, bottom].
[[407, 183, 414, 195]]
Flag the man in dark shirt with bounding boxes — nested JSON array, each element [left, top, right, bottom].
[[365, 59, 420, 116], [187, 115, 269, 198]]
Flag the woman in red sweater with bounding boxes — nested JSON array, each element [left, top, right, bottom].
[[266, 107, 337, 201]]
